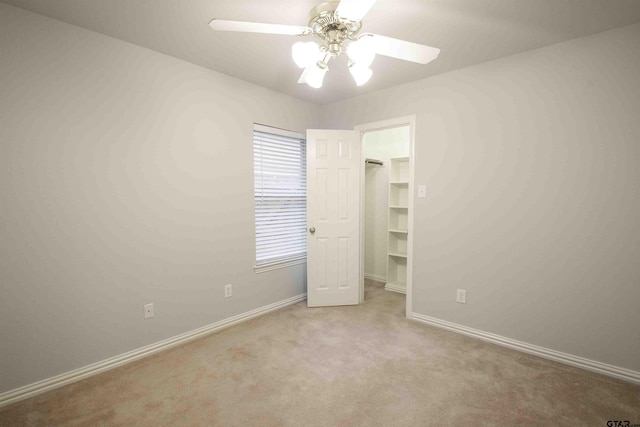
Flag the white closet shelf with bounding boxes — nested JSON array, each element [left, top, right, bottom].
[[386, 157, 410, 295], [388, 252, 407, 258]]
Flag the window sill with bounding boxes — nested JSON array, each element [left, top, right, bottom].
[[254, 256, 307, 274]]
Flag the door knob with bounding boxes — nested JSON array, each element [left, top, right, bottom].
[[309, 227, 316, 234]]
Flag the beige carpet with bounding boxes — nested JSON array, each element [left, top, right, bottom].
[[1, 280, 638, 426]]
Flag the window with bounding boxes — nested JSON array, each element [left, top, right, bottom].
[[253, 124, 306, 272]]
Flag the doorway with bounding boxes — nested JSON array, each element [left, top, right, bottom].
[[305, 116, 415, 317], [356, 116, 415, 318]]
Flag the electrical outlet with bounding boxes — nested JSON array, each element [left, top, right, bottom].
[[144, 303, 154, 319], [225, 284, 232, 298], [456, 289, 467, 304]]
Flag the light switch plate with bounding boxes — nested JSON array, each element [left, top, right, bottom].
[[144, 303, 154, 319], [418, 185, 426, 198]]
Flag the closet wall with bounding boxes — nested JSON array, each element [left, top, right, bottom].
[[363, 127, 409, 283]]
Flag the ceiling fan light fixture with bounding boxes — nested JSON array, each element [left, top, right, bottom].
[[348, 63, 372, 86], [210, 0, 441, 91], [292, 41, 321, 68], [347, 37, 376, 68], [299, 62, 328, 89]]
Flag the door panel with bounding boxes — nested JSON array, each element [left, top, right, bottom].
[[307, 130, 360, 307]]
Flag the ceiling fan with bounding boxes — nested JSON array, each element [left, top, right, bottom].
[[209, 0, 440, 88]]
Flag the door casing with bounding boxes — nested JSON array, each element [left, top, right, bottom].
[[355, 115, 416, 318]]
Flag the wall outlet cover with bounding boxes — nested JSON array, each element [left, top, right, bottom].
[[456, 289, 467, 304]]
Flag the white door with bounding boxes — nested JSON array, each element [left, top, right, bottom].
[[306, 129, 361, 307]]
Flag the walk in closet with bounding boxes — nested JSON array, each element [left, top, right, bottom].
[[363, 126, 410, 295]]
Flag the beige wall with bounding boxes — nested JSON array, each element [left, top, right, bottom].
[[322, 23, 640, 373], [0, 4, 320, 393]]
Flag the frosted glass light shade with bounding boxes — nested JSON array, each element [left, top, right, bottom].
[[299, 64, 328, 88], [347, 38, 375, 68], [349, 64, 372, 86], [292, 41, 320, 68]]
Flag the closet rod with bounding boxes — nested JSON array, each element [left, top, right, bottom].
[[365, 158, 384, 166]]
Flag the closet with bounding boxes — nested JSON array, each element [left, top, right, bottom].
[[363, 126, 410, 295]]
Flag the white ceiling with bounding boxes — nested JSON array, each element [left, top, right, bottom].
[[4, 0, 640, 104]]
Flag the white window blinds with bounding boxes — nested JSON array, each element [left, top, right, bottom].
[[253, 125, 307, 268]]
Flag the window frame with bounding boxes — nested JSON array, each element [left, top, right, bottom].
[[253, 124, 307, 273]]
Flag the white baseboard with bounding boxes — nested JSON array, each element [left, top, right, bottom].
[[0, 293, 307, 408], [384, 283, 406, 294], [364, 273, 386, 283], [411, 312, 640, 385]]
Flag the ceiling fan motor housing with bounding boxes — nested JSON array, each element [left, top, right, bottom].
[[309, 1, 362, 56]]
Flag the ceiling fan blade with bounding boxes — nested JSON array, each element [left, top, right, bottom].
[[335, 0, 376, 22], [368, 34, 440, 64], [209, 19, 310, 36]]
